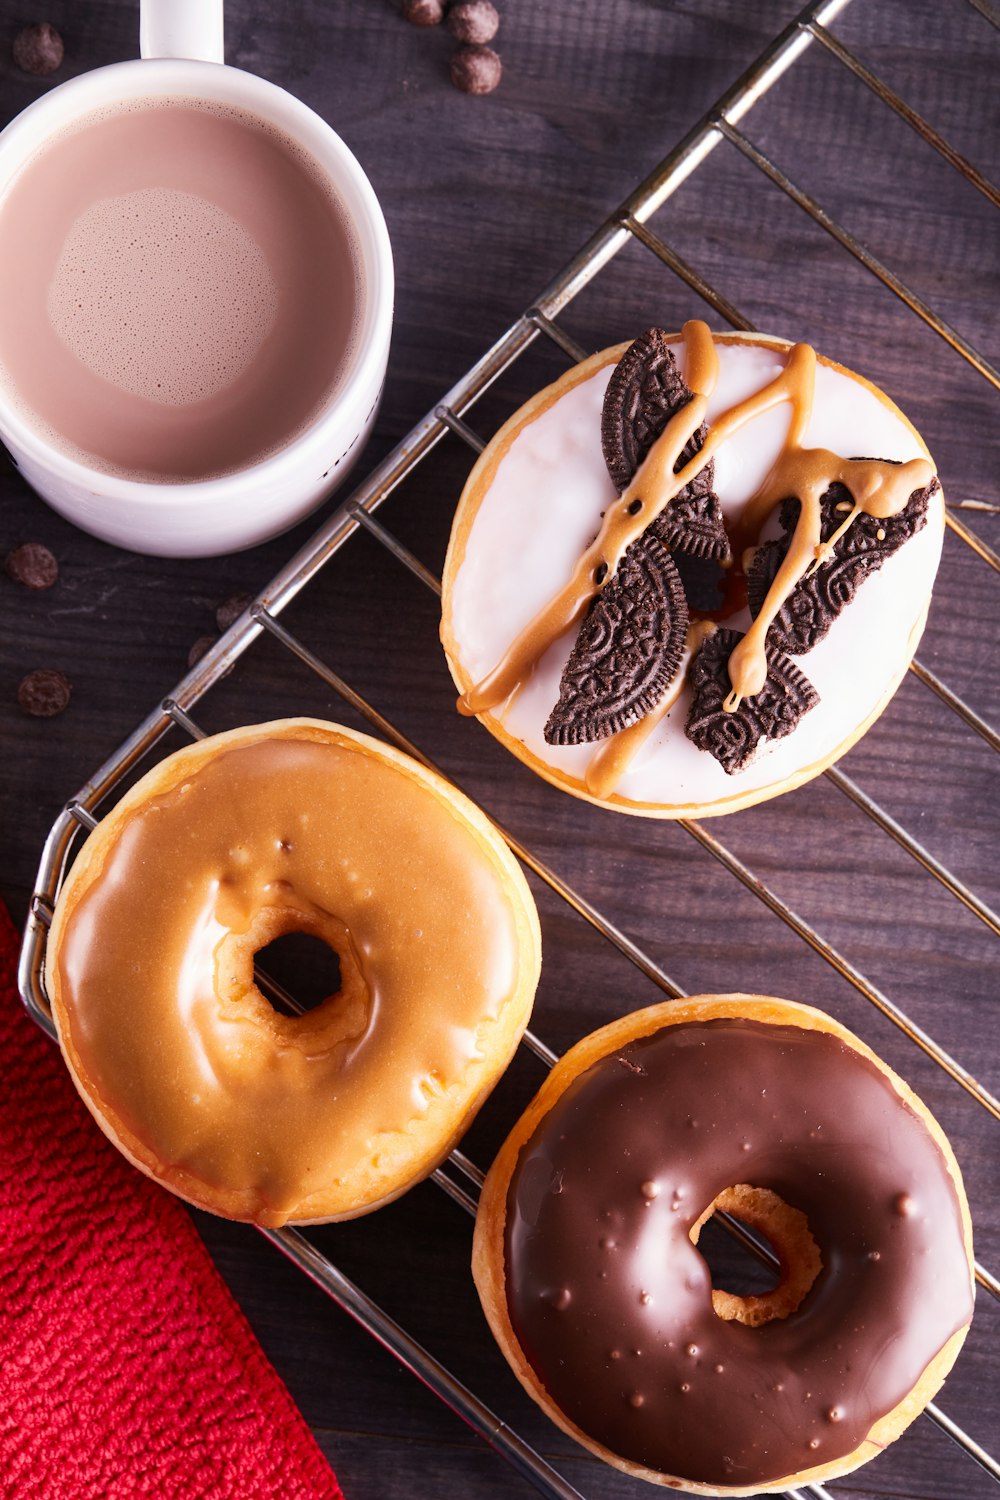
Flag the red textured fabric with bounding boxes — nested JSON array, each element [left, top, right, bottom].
[[0, 899, 344, 1500]]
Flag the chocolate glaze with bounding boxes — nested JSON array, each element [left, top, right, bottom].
[[504, 1019, 973, 1487]]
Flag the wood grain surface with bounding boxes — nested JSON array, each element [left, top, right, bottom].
[[1, 2, 997, 1498]]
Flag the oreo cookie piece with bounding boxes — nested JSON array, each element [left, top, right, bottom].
[[545, 533, 689, 746], [686, 628, 819, 775], [601, 329, 731, 565], [776, 471, 933, 558], [747, 472, 935, 656], [650, 462, 731, 562]]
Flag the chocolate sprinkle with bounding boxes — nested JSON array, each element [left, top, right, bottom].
[[686, 628, 819, 774], [746, 472, 935, 656], [215, 592, 253, 633], [545, 533, 689, 746], [402, 0, 444, 23], [187, 635, 217, 670], [12, 21, 63, 75], [6, 542, 58, 590], [450, 44, 502, 93], [18, 668, 71, 718], [447, 0, 499, 43]]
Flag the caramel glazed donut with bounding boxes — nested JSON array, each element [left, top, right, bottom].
[[48, 720, 542, 1228], [473, 997, 975, 1495], [441, 322, 944, 816]]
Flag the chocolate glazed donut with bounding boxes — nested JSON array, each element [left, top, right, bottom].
[[472, 996, 975, 1495]]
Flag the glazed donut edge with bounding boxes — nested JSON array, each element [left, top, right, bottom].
[[471, 994, 974, 1495]]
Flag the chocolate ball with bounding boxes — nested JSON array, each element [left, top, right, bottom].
[[18, 668, 71, 717], [215, 591, 253, 633], [450, 44, 502, 95], [402, 0, 444, 24], [187, 635, 217, 670], [6, 542, 58, 590], [12, 21, 64, 76], [447, 0, 499, 45]]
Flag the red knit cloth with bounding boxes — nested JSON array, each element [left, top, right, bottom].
[[0, 898, 345, 1499]]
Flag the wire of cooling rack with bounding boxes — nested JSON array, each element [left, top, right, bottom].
[[18, 0, 999, 1495]]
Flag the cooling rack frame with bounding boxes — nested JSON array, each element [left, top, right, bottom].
[[17, 0, 999, 1495]]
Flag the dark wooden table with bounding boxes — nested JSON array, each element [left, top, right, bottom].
[[1, 2, 997, 1497]]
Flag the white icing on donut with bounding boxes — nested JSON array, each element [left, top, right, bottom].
[[447, 336, 944, 812]]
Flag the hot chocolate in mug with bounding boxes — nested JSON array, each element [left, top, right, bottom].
[[0, 0, 393, 556]]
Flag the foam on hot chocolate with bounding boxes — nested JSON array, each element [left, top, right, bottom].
[[48, 187, 278, 406], [0, 99, 362, 482]]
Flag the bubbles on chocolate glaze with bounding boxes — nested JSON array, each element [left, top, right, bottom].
[[808, 1437, 821, 1451], [628, 1392, 645, 1409], [826, 1406, 844, 1424], [685, 1343, 699, 1357], [48, 187, 278, 405], [640, 1178, 659, 1200], [639, 1291, 652, 1305], [893, 1191, 916, 1217], [551, 1287, 572, 1311]]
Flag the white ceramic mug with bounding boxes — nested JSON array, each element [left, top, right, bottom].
[[0, 0, 393, 557]]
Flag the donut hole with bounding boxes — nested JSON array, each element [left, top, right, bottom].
[[254, 930, 342, 1015], [217, 904, 371, 1044], [693, 1215, 782, 1298], [691, 1184, 822, 1328]]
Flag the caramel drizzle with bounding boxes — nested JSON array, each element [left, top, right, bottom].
[[457, 320, 719, 716], [722, 344, 932, 708], [459, 324, 934, 794]]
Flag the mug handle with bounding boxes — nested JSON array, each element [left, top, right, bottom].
[[139, 0, 224, 63]]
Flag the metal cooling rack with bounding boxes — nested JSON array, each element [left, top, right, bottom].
[[18, 0, 999, 1495]]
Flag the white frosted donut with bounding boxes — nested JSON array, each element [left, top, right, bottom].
[[47, 719, 542, 1227], [441, 328, 944, 816]]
